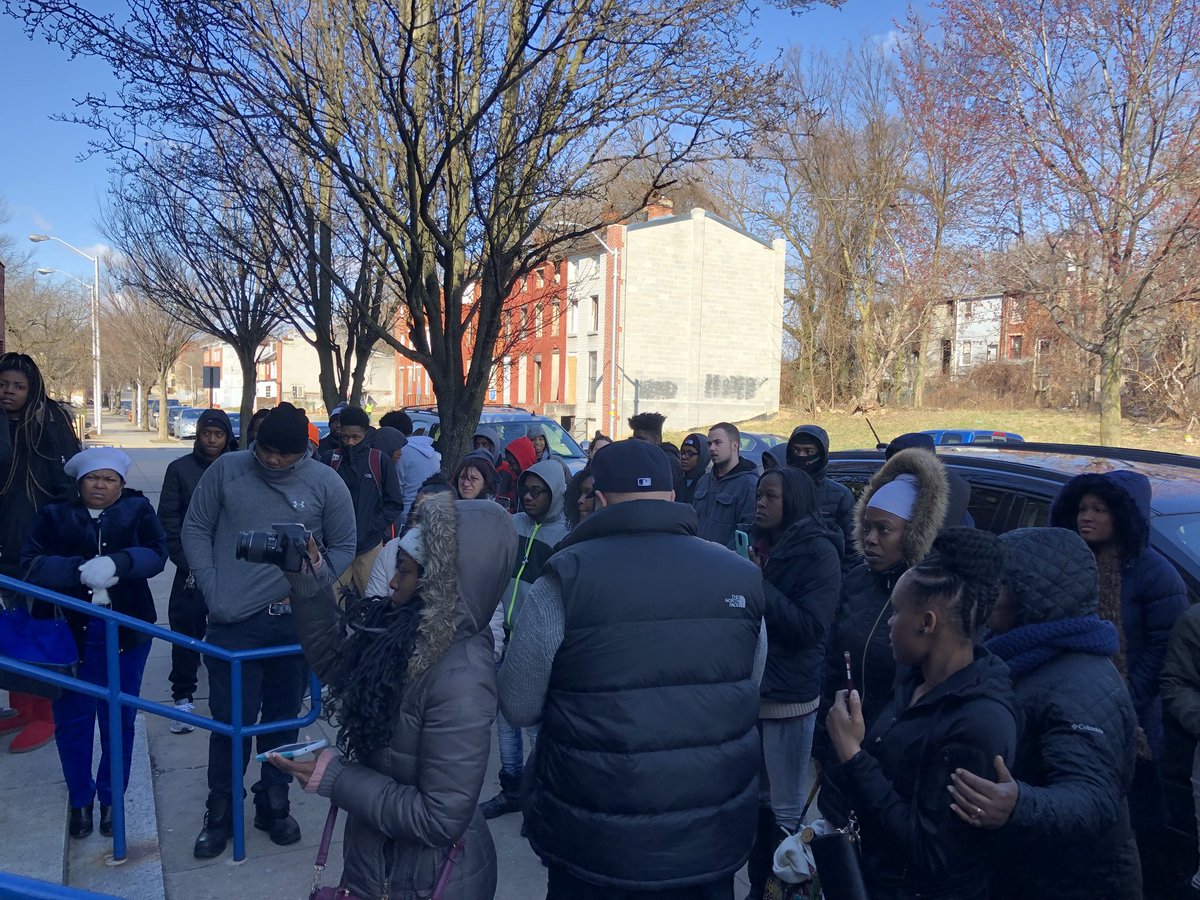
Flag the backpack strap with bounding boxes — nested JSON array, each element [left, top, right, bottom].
[[329, 450, 343, 471], [368, 448, 384, 497]]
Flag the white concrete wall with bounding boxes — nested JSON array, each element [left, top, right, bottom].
[[619, 208, 784, 432], [565, 253, 607, 438]]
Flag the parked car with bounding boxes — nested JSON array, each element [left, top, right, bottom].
[[167, 406, 198, 437], [175, 407, 206, 440], [402, 405, 588, 474], [739, 431, 787, 468], [148, 398, 182, 429], [825, 441, 1200, 877], [919, 428, 1025, 445]]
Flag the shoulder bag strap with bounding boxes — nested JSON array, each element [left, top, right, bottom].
[[430, 838, 466, 900], [311, 803, 339, 895]]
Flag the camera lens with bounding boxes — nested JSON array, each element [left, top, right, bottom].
[[235, 530, 271, 564]]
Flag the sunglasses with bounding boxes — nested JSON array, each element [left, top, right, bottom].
[[522, 486, 550, 500]]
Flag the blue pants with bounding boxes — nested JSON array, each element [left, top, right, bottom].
[[494, 659, 537, 775], [52, 623, 151, 808], [758, 711, 817, 831]]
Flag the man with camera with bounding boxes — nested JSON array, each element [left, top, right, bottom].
[[182, 402, 356, 859]]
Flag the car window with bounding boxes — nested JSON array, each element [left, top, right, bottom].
[[965, 485, 1009, 532], [941, 433, 964, 445], [1011, 496, 1051, 529], [1155, 514, 1200, 602], [486, 421, 584, 458]]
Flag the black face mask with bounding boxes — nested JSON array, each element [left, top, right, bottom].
[[789, 446, 823, 473]]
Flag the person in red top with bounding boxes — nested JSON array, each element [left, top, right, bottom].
[[496, 436, 537, 514]]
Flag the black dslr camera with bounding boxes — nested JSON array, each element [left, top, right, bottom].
[[235, 523, 311, 573]]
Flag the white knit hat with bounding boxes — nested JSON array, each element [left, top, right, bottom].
[[397, 526, 425, 566], [64, 447, 133, 482]]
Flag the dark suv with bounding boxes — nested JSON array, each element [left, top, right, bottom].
[[402, 405, 589, 474], [826, 442, 1200, 884]]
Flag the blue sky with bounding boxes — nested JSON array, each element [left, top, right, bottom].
[[0, 0, 931, 279]]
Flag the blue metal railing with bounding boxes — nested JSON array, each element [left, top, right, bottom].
[[0, 872, 113, 899], [0, 574, 321, 865]]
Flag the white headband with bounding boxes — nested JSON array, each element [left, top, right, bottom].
[[867, 473, 918, 522]]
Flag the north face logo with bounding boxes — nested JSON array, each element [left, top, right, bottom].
[[725, 594, 747, 609]]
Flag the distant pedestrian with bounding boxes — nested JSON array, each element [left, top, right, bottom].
[[245, 408, 271, 447], [786, 425, 856, 562], [276, 498, 516, 900], [563, 466, 594, 529], [324, 406, 404, 601], [587, 431, 613, 459], [0, 352, 80, 753], [454, 450, 499, 502], [157, 409, 237, 733], [472, 425, 503, 463], [628, 412, 687, 498], [760, 444, 786, 473], [495, 436, 537, 515], [821, 528, 1018, 900], [317, 402, 348, 456], [527, 424, 553, 462], [396, 421, 442, 524], [692, 422, 758, 546], [678, 432, 710, 504], [22, 448, 168, 839], [500, 439, 765, 899]]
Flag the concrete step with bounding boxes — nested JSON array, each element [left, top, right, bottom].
[[0, 717, 69, 885]]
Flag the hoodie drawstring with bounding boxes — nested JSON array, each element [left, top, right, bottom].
[[505, 522, 542, 636]]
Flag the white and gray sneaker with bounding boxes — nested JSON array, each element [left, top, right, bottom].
[[169, 700, 196, 734]]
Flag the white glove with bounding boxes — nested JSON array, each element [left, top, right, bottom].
[[78, 556, 119, 590]]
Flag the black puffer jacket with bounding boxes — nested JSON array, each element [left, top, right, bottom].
[[753, 515, 843, 704], [786, 425, 856, 562], [813, 448, 949, 765], [822, 647, 1019, 900], [985, 527, 1140, 900]]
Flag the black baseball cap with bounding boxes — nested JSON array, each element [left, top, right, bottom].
[[591, 439, 672, 493]]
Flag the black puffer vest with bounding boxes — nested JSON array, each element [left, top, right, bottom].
[[533, 500, 763, 890]]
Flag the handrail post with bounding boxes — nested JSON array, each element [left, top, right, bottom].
[[105, 617, 127, 864], [230, 658, 246, 862]]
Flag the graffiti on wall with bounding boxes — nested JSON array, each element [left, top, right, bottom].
[[704, 374, 763, 400], [639, 379, 679, 400]]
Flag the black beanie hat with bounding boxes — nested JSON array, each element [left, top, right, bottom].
[[256, 402, 310, 454]]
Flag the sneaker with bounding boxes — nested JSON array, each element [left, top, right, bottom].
[[170, 700, 196, 734]]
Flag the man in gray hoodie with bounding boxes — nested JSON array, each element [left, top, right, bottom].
[[182, 402, 356, 859]]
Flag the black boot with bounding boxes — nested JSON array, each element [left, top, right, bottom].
[[69, 804, 94, 839], [193, 794, 232, 859], [253, 784, 301, 846], [745, 807, 779, 900], [479, 770, 523, 820], [99, 804, 114, 837]]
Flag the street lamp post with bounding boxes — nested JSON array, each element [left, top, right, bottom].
[[30, 234, 103, 437]]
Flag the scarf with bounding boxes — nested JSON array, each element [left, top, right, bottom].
[[986, 615, 1119, 678], [1094, 544, 1128, 679]]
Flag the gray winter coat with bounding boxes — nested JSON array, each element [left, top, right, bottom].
[[287, 499, 518, 900]]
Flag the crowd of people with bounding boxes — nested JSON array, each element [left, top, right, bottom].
[[1, 355, 1198, 900]]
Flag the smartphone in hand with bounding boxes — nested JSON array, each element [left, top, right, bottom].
[[256, 738, 328, 762], [844, 651, 854, 694]]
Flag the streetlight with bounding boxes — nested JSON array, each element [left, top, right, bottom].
[[29, 234, 103, 437]]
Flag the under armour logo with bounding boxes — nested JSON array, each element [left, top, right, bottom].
[[291, 500, 307, 510]]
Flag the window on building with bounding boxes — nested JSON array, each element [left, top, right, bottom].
[[567, 301, 578, 335], [587, 351, 598, 402], [536, 270, 544, 289], [521, 307, 529, 336], [533, 359, 543, 401], [941, 339, 952, 375], [962, 300, 974, 320], [590, 295, 600, 332], [1009, 303, 1024, 324], [1010, 334, 1024, 358], [986, 343, 997, 362], [1036, 338, 1052, 355], [550, 301, 560, 337], [264, 384, 273, 398], [961, 341, 972, 366], [535, 307, 543, 337]]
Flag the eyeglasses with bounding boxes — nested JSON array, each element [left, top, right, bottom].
[[522, 486, 550, 500], [581, 489, 596, 501], [680, 450, 699, 459]]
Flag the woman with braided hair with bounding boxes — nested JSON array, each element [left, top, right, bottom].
[[823, 528, 1019, 900], [269, 497, 517, 900], [0, 353, 80, 752]]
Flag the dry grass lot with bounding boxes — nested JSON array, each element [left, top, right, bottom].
[[665, 406, 1200, 457]]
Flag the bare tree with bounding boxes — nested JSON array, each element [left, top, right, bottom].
[[100, 148, 287, 424], [909, 0, 1200, 444], [102, 284, 196, 437], [8, 0, 843, 464]]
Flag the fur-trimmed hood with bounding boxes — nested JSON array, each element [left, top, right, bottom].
[[853, 447, 949, 565], [407, 496, 517, 683]]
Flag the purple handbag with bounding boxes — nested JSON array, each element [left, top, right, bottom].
[[309, 804, 466, 900]]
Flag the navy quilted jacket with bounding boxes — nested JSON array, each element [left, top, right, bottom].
[[1051, 470, 1188, 756], [989, 527, 1141, 899]]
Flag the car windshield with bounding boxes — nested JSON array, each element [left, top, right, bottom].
[[1155, 513, 1200, 566], [485, 420, 585, 459]]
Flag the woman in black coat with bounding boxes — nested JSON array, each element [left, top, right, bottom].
[[742, 468, 843, 897], [824, 528, 1019, 900], [813, 447, 949, 770], [949, 526, 1141, 899], [0, 352, 80, 752], [22, 447, 168, 839]]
